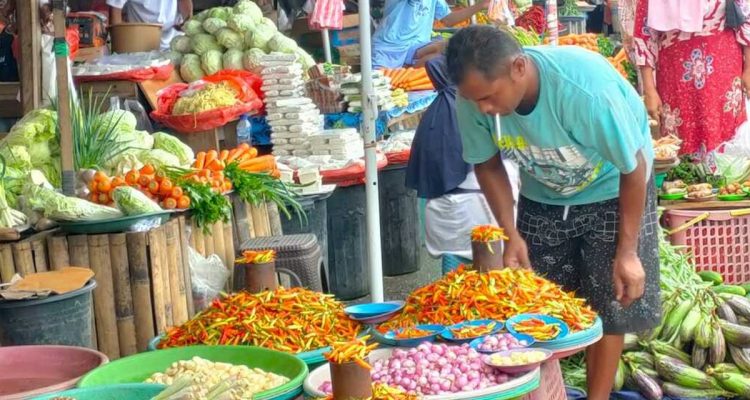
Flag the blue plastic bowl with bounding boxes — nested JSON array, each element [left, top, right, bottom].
[[440, 319, 504, 344], [381, 324, 445, 347], [469, 332, 536, 354], [344, 301, 405, 319], [506, 314, 570, 343]]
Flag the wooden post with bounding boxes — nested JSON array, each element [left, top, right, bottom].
[[267, 202, 283, 236], [177, 216, 195, 317], [202, 223, 215, 258], [212, 221, 226, 268], [47, 235, 71, 270], [192, 222, 206, 256], [0, 244, 14, 283], [166, 221, 189, 325], [52, 0, 75, 196], [11, 242, 35, 277], [16, 0, 41, 113], [109, 233, 137, 357], [223, 222, 235, 278], [250, 203, 271, 237], [127, 231, 156, 352], [88, 234, 121, 359], [148, 226, 172, 332]]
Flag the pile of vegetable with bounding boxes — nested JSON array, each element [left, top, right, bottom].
[[667, 155, 725, 187], [545, 33, 600, 52], [381, 67, 434, 92], [477, 333, 529, 353], [171, 81, 239, 115], [654, 134, 682, 161], [378, 266, 597, 333], [157, 287, 362, 352], [470, 225, 508, 243], [145, 357, 289, 400], [317, 382, 421, 400], [324, 335, 378, 369], [170, 0, 315, 82], [515, 5, 546, 34], [560, 0, 581, 16], [236, 249, 275, 264], [507, 26, 542, 46]]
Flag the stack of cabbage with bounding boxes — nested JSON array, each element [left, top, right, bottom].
[[169, 0, 316, 82]]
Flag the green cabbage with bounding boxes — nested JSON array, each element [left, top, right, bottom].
[[38, 160, 61, 188], [235, 0, 263, 23], [24, 182, 123, 221], [215, 28, 243, 49], [113, 186, 162, 216], [245, 23, 275, 50], [191, 33, 222, 56], [201, 49, 224, 75], [243, 48, 266, 71], [104, 152, 143, 177], [180, 54, 205, 82], [202, 17, 227, 34], [138, 149, 181, 169], [228, 13, 255, 33], [193, 9, 210, 22], [94, 110, 138, 133], [294, 47, 316, 71], [165, 51, 183, 67], [0, 145, 32, 171], [170, 35, 192, 53], [153, 131, 194, 166], [113, 129, 154, 150], [209, 7, 233, 20], [223, 49, 245, 70], [183, 19, 205, 36], [5, 109, 58, 147], [267, 32, 297, 54]]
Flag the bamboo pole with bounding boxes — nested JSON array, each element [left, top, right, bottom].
[[47, 235, 70, 270], [177, 216, 195, 317], [192, 222, 206, 256], [11, 242, 35, 277], [249, 203, 271, 237], [109, 233, 137, 357], [202, 223, 215, 258], [0, 244, 14, 283], [267, 202, 283, 236], [212, 221, 226, 268], [31, 237, 48, 272], [148, 226, 172, 331], [88, 234, 120, 359], [68, 234, 96, 349], [127, 231, 156, 352], [223, 221, 235, 276], [166, 220, 189, 325]]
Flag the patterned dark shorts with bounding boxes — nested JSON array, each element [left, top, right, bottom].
[[517, 182, 661, 335]]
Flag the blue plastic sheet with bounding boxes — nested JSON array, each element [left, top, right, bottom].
[[249, 115, 272, 146], [323, 92, 437, 137]]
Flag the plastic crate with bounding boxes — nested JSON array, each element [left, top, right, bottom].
[[521, 359, 566, 400], [560, 16, 587, 35], [665, 209, 750, 284]]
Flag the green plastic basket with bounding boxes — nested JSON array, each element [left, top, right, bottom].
[[655, 172, 667, 189], [31, 384, 165, 400], [78, 346, 308, 400]]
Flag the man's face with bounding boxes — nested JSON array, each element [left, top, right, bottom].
[[457, 58, 526, 116]]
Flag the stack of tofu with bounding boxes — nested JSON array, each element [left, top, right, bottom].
[[340, 71, 394, 113], [308, 128, 364, 160], [260, 53, 324, 157]]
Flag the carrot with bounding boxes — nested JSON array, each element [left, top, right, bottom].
[[237, 142, 251, 151], [194, 152, 206, 169], [238, 155, 276, 172], [392, 68, 409, 86], [207, 159, 225, 171], [409, 83, 436, 91], [270, 169, 281, 179], [205, 150, 218, 166], [407, 76, 432, 89], [227, 148, 245, 163], [246, 147, 258, 159], [219, 149, 229, 161]]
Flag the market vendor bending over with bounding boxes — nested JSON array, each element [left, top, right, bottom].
[[108, 0, 193, 50], [447, 26, 660, 400], [372, 0, 488, 69]]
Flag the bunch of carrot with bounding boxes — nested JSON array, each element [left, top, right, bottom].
[[123, 164, 192, 209], [381, 67, 434, 92], [607, 49, 629, 80], [87, 171, 127, 206], [193, 143, 278, 176], [545, 33, 600, 52]]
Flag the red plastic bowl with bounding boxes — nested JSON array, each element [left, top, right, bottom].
[[0, 345, 108, 399]]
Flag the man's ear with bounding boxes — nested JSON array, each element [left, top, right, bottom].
[[509, 56, 525, 81]]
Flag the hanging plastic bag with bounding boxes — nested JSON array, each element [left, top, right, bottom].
[[189, 247, 230, 311]]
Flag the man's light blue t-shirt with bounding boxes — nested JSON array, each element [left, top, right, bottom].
[[457, 46, 654, 206], [372, 0, 450, 68]]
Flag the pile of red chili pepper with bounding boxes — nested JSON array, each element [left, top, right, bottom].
[[378, 266, 597, 334], [515, 5, 546, 34], [324, 335, 378, 369], [470, 225, 509, 243], [158, 287, 362, 352]]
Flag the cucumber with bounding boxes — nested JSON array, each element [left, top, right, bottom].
[[713, 285, 747, 296], [698, 271, 723, 285], [741, 284, 750, 295]]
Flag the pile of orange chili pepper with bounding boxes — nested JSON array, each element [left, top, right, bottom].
[[319, 383, 421, 400], [450, 322, 498, 339], [236, 249, 276, 264], [470, 225, 509, 243], [378, 266, 596, 334], [158, 287, 361, 352], [512, 318, 561, 341], [324, 335, 378, 370], [393, 326, 434, 339]]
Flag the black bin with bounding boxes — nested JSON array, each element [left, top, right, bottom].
[[327, 184, 370, 300], [281, 192, 332, 287], [379, 165, 420, 276]]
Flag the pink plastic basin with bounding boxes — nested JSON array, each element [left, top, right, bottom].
[[0, 345, 108, 400]]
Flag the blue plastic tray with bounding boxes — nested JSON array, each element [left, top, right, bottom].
[[440, 319, 504, 344], [344, 301, 404, 319], [378, 324, 446, 347], [506, 314, 569, 343], [533, 317, 603, 350]]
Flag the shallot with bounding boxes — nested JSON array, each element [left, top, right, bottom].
[[477, 333, 528, 353]]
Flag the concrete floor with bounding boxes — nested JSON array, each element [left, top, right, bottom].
[[346, 245, 442, 305]]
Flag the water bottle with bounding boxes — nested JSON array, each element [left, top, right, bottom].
[[236, 114, 253, 145]]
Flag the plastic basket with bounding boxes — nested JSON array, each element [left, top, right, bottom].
[[521, 359, 566, 400], [559, 16, 587, 35], [665, 208, 750, 284]]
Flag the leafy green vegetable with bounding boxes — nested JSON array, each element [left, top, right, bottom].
[[0, 145, 32, 171], [243, 48, 266, 71], [222, 49, 245, 70], [215, 27, 243, 49], [112, 186, 162, 216], [228, 12, 255, 33], [153, 132, 194, 166], [191, 34, 222, 56], [202, 17, 227, 34], [715, 153, 750, 184], [597, 36, 614, 58], [179, 180, 232, 232], [267, 33, 298, 54], [245, 23, 275, 50], [208, 7, 233, 21], [139, 149, 182, 169], [193, 10, 210, 22], [165, 51, 183, 67], [234, 0, 263, 24], [180, 54, 205, 82], [183, 19, 205, 36], [94, 109, 138, 133], [201, 49, 224, 75], [224, 162, 306, 223], [24, 182, 123, 221], [170, 35, 192, 54]]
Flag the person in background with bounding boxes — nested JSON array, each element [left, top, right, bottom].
[[447, 26, 659, 400], [372, 0, 489, 69], [107, 0, 193, 50], [405, 55, 518, 274], [633, 0, 750, 157]]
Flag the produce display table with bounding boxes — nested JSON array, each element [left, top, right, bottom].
[[659, 199, 750, 210]]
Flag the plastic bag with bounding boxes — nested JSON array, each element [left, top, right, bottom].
[[189, 247, 230, 311]]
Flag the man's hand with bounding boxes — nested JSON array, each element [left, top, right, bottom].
[[643, 89, 662, 122], [613, 252, 646, 308], [503, 233, 531, 269], [742, 67, 750, 97]]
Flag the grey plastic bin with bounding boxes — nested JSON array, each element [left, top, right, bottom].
[[379, 165, 420, 276]]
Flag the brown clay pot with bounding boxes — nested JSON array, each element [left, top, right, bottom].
[[471, 240, 504, 272], [243, 261, 279, 293], [330, 360, 373, 400]]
